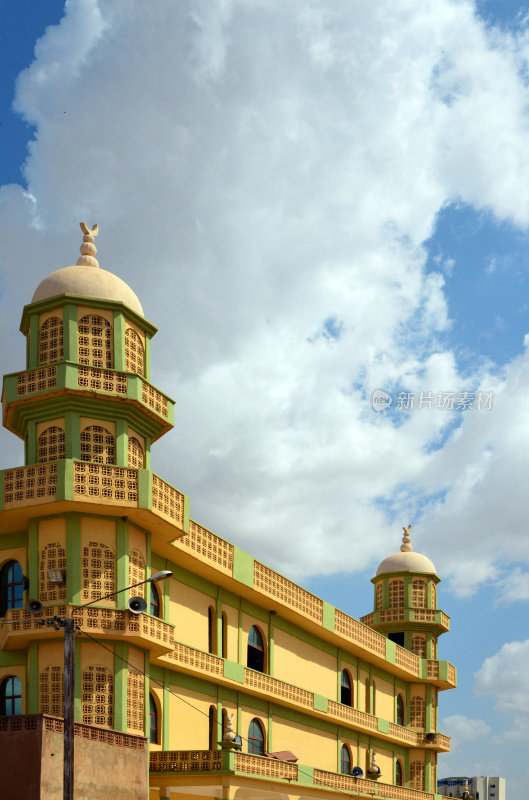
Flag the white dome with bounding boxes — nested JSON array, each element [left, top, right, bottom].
[[32, 264, 143, 316], [376, 550, 437, 577]]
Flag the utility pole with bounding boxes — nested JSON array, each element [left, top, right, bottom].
[[63, 617, 75, 800]]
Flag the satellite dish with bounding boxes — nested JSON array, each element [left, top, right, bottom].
[[26, 599, 43, 615], [128, 596, 147, 614], [352, 767, 364, 778]]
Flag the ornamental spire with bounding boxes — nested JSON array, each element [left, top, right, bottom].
[[400, 524, 412, 552], [76, 222, 99, 268]]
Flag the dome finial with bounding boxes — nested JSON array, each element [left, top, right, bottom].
[[400, 524, 412, 552], [76, 222, 99, 268]]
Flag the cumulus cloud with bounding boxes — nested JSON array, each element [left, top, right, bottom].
[[474, 640, 529, 740], [440, 714, 491, 745], [3, 1, 529, 583]]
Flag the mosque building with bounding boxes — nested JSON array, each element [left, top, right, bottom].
[[0, 225, 456, 800]]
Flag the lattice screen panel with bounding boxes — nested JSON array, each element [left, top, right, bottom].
[[128, 549, 145, 597], [151, 474, 184, 526], [81, 540, 116, 602], [175, 521, 233, 574], [253, 562, 323, 622], [3, 463, 57, 506], [39, 541, 66, 601], [412, 579, 427, 608], [410, 696, 426, 728], [80, 425, 116, 464], [40, 666, 64, 717], [409, 761, 425, 791], [125, 328, 145, 375], [141, 383, 168, 418], [17, 366, 57, 396], [38, 426, 66, 463], [73, 462, 138, 503], [78, 366, 127, 394], [376, 582, 383, 609], [82, 666, 113, 727], [334, 610, 387, 657], [128, 437, 144, 469], [388, 579, 405, 608], [127, 670, 144, 733], [39, 316, 64, 365], [78, 314, 112, 368]]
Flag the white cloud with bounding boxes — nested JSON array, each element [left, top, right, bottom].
[[475, 640, 529, 733], [3, 1, 529, 586], [440, 714, 491, 745]]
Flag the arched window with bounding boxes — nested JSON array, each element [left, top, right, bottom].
[[128, 549, 146, 597], [38, 426, 66, 463], [395, 759, 403, 786], [40, 665, 63, 717], [340, 744, 351, 774], [0, 676, 22, 715], [128, 436, 145, 469], [412, 579, 426, 608], [81, 665, 113, 727], [81, 541, 115, 602], [376, 582, 383, 609], [80, 425, 115, 464], [0, 560, 24, 616], [39, 542, 66, 602], [410, 761, 425, 790], [208, 705, 217, 749], [127, 669, 144, 733], [39, 316, 64, 365], [248, 718, 265, 754], [78, 314, 112, 369], [396, 693, 405, 726], [149, 694, 158, 744], [247, 626, 265, 672], [388, 579, 404, 608], [411, 635, 426, 658], [150, 582, 160, 618], [410, 696, 426, 728], [340, 670, 352, 706], [125, 328, 145, 375], [208, 607, 217, 654]]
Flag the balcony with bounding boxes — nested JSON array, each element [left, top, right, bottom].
[[155, 641, 450, 752], [149, 749, 438, 800], [360, 608, 450, 635], [0, 605, 175, 655], [0, 461, 188, 538], [2, 362, 174, 439]]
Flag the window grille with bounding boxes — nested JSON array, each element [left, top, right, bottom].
[[81, 541, 115, 602], [38, 426, 66, 463], [39, 542, 66, 602], [125, 328, 144, 375], [82, 665, 113, 727], [39, 316, 64, 365], [78, 314, 112, 368], [80, 425, 115, 464]]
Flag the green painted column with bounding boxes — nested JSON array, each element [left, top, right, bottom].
[[337, 731, 342, 772], [27, 421, 37, 464], [404, 575, 413, 607], [62, 304, 78, 362], [216, 595, 223, 659], [28, 520, 39, 600], [163, 565, 171, 623], [425, 751, 432, 792], [267, 702, 273, 752], [144, 440, 151, 470], [113, 311, 126, 371], [116, 419, 128, 467], [116, 519, 129, 610], [425, 685, 433, 732], [144, 652, 150, 737], [268, 613, 275, 676], [28, 314, 39, 369], [114, 643, 128, 731], [65, 411, 81, 460], [238, 607, 243, 664], [337, 650, 342, 702], [65, 515, 82, 606], [28, 641, 39, 712], [216, 695, 223, 749]]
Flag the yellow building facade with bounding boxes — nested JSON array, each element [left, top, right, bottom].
[[0, 225, 456, 800]]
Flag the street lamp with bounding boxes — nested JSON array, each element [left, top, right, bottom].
[[31, 569, 173, 800]]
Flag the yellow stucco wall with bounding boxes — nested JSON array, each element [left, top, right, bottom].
[[170, 581, 212, 651], [273, 628, 336, 698], [271, 715, 336, 770], [168, 684, 216, 750]]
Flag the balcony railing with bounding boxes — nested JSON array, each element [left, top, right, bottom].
[[0, 605, 174, 654], [3, 363, 174, 428], [156, 641, 450, 752], [150, 749, 438, 800], [360, 609, 450, 632]]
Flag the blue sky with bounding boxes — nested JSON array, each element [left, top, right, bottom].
[[2, 1, 529, 797]]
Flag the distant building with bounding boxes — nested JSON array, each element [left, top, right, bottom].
[[437, 775, 506, 800]]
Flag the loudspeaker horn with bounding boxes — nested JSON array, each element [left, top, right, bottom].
[[26, 599, 43, 615], [128, 596, 147, 615], [352, 767, 364, 778]]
